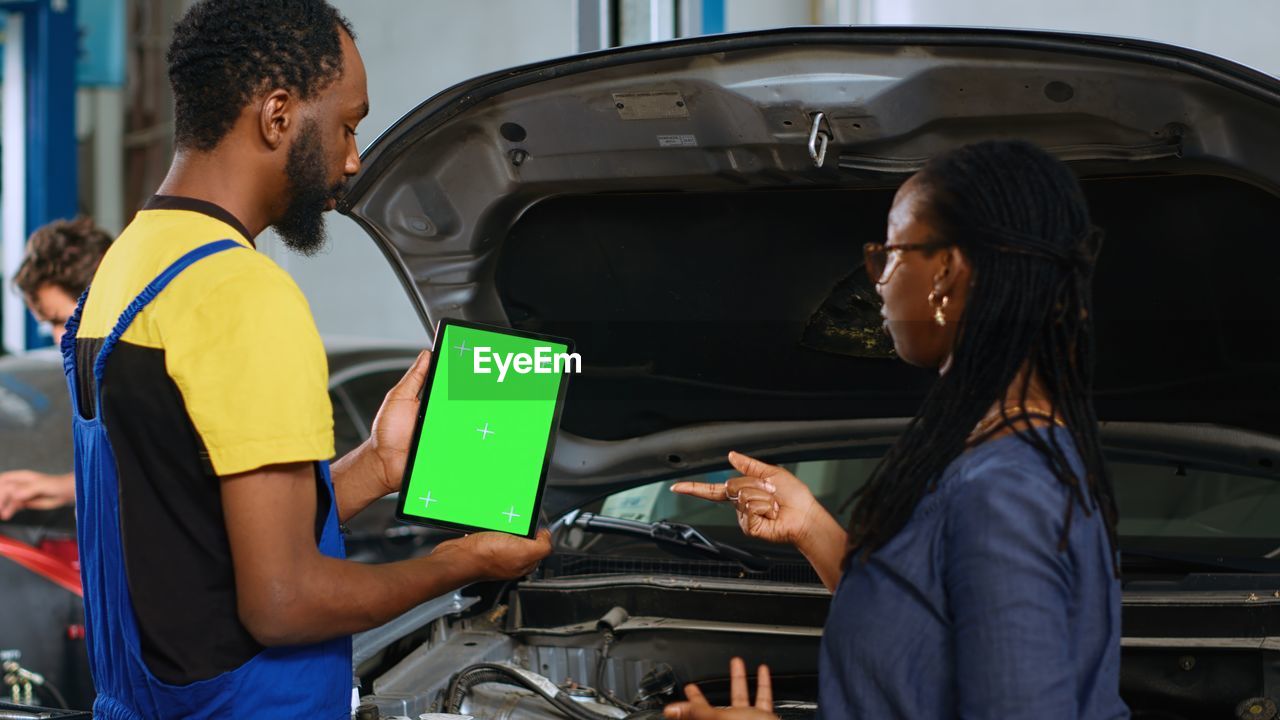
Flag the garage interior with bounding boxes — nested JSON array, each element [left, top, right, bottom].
[[3, 2, 1280, 719]]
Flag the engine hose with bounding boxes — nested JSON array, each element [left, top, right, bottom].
[[444, 663, 622, 720]]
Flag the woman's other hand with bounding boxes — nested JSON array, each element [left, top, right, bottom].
[[671, 451, 821, 546], [664, 657, 777, 720]]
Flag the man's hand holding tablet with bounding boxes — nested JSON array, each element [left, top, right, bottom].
[[431, 529, 553, 581], [336, 339, 553, 580], [395, 319, 577, 539]]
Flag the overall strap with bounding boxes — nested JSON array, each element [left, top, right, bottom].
[[60, 288, 91, 379], [93, 239, 243, 383]]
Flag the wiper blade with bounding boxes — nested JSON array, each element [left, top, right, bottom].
[[1122, 549, 1280, 574], [565, 510, 773, 573]]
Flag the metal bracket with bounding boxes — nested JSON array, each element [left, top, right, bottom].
[[808, 111, 831, 168], [352, 590, 480, 668]]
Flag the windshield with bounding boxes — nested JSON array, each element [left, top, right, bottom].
[[576, 456, 1280, 564]]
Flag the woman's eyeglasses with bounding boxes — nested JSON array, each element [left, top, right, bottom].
[[862, 241, 948, 284]]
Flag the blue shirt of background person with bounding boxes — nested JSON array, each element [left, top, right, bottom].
[[664, 139, 1128, 720]]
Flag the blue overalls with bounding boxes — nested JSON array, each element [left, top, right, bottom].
[[61, 240, 352, 719]]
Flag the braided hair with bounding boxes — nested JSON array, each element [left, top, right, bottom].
[[844, 140, 1118, 569]]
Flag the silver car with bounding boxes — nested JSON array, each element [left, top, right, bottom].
[[341, 25, 1280, 720]]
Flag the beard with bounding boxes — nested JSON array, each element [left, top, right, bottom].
[[273, 118, 345, 256]]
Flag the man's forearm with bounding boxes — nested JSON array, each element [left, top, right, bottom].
[[224, 460, 507, 648], [331, 440, 391, 522], [242, 546, 476, 646]]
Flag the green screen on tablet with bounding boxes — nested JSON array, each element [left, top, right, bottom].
[[395, 319, 575, 537]]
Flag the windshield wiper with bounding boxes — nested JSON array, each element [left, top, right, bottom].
[[563, 510, 773, 573]]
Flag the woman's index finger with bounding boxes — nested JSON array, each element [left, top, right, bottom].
[[670, 481, 729, 501]]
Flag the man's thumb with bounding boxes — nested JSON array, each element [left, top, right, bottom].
[[390, 349, 432, 398]]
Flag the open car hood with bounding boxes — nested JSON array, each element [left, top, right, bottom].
[[342, 27, 1280, 511]]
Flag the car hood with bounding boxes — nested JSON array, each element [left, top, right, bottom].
[[342, 27, 1280, 513]]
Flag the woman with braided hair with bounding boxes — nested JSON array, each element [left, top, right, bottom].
[[666, 140, 1128, 719]]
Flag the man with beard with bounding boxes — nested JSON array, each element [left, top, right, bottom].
[[63, 2, 551, 717]]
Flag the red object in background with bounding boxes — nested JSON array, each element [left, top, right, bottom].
[[67, 624, 86, 640], [0, 534, 82, 596], [38, 537, 80, 572]]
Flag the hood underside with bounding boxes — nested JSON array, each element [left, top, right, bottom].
[[343, 27, 1280, 490]]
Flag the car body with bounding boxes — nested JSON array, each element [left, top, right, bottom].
[[339, 26, 1280, 720]]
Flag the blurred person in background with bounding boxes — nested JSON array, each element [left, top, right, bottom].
[[0, 217, 111, 520]]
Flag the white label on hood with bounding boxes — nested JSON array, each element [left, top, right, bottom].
[[658, 134, 698, 147]]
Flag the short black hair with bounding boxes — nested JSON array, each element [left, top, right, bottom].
[[167, 0, 355, 151]]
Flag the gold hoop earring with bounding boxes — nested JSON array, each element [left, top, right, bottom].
[[928, 291, 950, 327]]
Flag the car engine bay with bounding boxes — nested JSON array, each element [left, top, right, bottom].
[[357, 574, 826, 719], [354, 566, 1280, 720]]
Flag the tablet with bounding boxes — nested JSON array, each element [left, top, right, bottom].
[[395, 318, 575, 538]]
